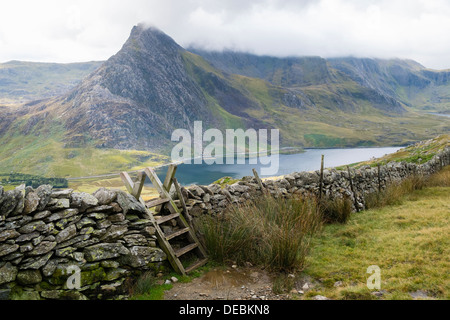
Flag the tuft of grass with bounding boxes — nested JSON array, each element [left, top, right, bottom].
[[319, 196, 353, 224], [272, 273, 296, 295], [128, 272, 172, 300], [130, 272, 159, 297], [213, 176, 240, 188], [198, 195, 322, 272], [425, 167, 450, 187], [364, 175, 427, 209]]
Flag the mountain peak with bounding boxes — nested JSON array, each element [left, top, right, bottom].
[[121, 23, 182, 55], [131, 23, 163, 35], [60, 24, 214, 150]]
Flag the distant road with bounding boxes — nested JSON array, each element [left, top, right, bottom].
[[66, 162, 180, 180], [67, 173, 122, 180], [428, 112, 450, 118]]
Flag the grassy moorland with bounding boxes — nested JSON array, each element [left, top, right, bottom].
[[0, 131, 169, 178], [364, 134, 449, 165], [301, 166, 450, 300], [335, 134, 450, 170]]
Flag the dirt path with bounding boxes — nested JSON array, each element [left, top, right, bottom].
[[163, 265, 310, 301]]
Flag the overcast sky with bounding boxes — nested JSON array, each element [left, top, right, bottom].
[[1, 0, 450, 69]]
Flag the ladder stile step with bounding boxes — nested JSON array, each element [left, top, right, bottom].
[[166, 228, 190, 241], [147, 198, 170, 208], [156, 213, 180, 225], [185, 258, 208, 274], [175, 243, 198, 257]]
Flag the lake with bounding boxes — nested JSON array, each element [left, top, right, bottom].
[[154, 147, 402, 186]]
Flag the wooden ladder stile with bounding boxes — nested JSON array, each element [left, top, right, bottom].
[[120, 165, 208, 276]]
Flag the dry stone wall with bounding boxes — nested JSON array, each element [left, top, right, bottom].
[[0, 187, 166, 300], [0, 146, 449, 300], [182, 147, 450, 217]]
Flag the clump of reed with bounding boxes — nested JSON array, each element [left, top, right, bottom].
[[198, 195, 322, 272]]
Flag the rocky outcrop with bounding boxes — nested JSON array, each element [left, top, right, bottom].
[[0, 188, 166, 300], [60, 24, 221, 150]]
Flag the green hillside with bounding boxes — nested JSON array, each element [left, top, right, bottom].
[[184, 50, 449, 149], [0, 118, 168, 178], [0, 60, 103, 104]]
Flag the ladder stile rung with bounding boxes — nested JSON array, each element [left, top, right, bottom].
[[185, 258, 208, 274], [166, 227, 190, 241], [155, 212, 180, 225], [175, 243, 198, 257], [147, 198, 170, 208]]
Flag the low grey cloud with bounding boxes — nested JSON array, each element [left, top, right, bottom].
[[1, 0, 449, 69]]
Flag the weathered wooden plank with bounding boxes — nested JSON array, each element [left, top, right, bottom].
[[147, 167, 207, 259], [319, 155, 325, 201], [121, 165, 207, 275], [132, 171, 146, 199], [163, 164, 178, 191], [166, 227, 190, 241], [153, 227, 186, 275], [155, 164, 178, 213], [174, 207, 208, 259], [145, 167, 180, 215], [185, 258, 208, 274], [156, 213, 180, 225], [252, 168, 266, 194], [173, 177, 193, 226], [147, 198, 170, 208], [121, 171, 150, 217], [120, 172, 135, 195], [120, 170, 186, 275], [175, 243, 198, 258]]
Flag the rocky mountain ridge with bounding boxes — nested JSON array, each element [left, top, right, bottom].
[[0, 24, 449, 177]]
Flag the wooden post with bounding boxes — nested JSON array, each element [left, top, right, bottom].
[[319, 155, 324, 201], [173, 177, 193, 227], [163, 164, 178, 192], [377, 164, 382, 193], [155, 164, 178, 213], [347, 166, 359, 212], [132, 171, 146, 199], [120, 172, 135, 196], [253, 168, 267, 195]]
